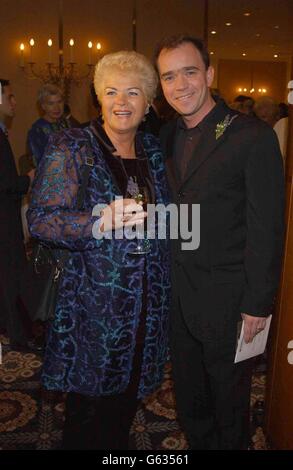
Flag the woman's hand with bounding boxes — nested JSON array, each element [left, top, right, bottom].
[[99, 198, 146, 233]]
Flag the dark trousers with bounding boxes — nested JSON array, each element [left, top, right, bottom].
[[0, 243, 30, 345], [62, 310, 146, 450], [62, 388, 139, 450], [170, 299, 253, 450]]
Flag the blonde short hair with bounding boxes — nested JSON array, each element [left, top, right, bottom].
[[94, 50, 158, 103], [37, 83, 63, 106], [254, 97, 279, 119]]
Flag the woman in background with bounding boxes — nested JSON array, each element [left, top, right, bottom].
[[27, 84, 73, 166]]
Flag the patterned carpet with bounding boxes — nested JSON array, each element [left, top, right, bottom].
[[0, 334, 267, 450]]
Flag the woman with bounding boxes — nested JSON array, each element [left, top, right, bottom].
[[27, 84, 73, 166], [27, 51, 170, 449]]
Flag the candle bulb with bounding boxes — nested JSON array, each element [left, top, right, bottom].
[[48, 38, 53, 63], [69, 38, 74, 63], [19, 43, 25, 67], [96, 42, 101, 60], [29, 38, 34, 62], [88, 41, 93, 65]]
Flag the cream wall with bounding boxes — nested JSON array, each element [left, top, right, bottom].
[[0, 0, 204, 161], [136, 0, 204, 57]]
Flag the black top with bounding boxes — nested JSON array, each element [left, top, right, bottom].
[[120, 158, 154, 206], [90, 120, 155, 204]]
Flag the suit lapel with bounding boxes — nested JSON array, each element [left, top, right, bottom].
[[164, 120, 181, 192], [179, 125, 226, 188], [179, 105, 239, 189]]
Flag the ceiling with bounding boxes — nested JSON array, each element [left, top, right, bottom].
[[206, 0, 293, 62]]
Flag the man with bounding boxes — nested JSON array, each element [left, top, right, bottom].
[[155, 36, 284, 449], [0, 79, 35, 349], [231, 95, 255, 116]]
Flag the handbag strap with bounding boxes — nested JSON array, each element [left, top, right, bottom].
[[76, 155, 94, 209]]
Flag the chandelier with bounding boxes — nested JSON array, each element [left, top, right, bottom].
[[18, 0, 102, 102]]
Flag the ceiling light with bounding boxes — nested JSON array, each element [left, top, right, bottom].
[[211, 30, 217, 35], [243, 12, 251, 16], [242, 53, 246, 56], [274, 54, 278, 58], [274, 25, 279, 29], [256, 33, 261, 37], [225, 22, 232, 26], [210, 51, 215, 55]]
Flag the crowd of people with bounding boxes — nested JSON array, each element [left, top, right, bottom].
[[230, 94, 289, 160], [0, 33, 286, 450]]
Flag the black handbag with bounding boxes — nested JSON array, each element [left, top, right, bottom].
[[22, 155, 94, 322]]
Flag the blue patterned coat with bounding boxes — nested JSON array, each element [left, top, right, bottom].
[[27, 124, 171, 399]]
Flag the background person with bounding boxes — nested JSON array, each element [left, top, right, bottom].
[[27, 83, 70, 166], [0, 79, 36, 350]]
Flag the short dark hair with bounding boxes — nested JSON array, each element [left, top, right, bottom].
[[0, 79, 10, 94], [154, 34, 210, 71], [234, 95, 251, 103]]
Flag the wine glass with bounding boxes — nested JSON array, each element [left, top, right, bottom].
[[127, 187, 151, 256]]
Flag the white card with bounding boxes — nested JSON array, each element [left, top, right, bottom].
[[234, 315, 272, 363]]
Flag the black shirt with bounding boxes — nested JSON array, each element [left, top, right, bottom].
[[174, 101, 218, 181]]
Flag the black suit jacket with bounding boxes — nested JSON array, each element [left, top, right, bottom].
[[0, 128, 30, 245], [160, 100, 285, 337]]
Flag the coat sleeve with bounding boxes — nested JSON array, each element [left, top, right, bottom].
[[27, 134, 102, 251], [240, 124, 285, 316]]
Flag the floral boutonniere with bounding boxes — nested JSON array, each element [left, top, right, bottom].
[[215, 114, 238, 140]]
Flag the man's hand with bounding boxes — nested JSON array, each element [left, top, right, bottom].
[[241, 313, 267, 343]]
